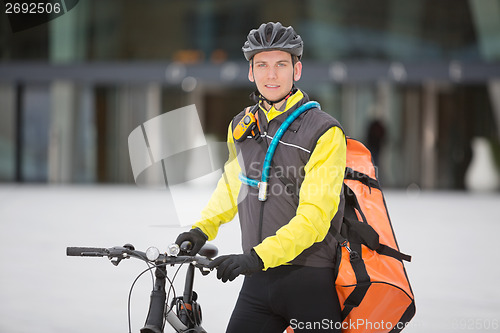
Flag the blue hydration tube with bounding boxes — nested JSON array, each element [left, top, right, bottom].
[[239, 101, 320, 201], [239, 172, 259, 188]]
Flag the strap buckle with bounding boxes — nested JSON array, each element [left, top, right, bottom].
[[340, 239, 360, 261], [340, 240, 352, 253]]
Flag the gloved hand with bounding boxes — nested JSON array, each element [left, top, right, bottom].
[[175, 228, 208, 255], [208, 250, 264, 282]]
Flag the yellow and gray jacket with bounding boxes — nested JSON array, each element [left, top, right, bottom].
[[193, 89, 346, 270]]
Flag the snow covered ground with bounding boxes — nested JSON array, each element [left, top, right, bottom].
[[0, 184, 499, 332]]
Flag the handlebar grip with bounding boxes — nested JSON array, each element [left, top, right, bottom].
[[198, 243, 218, 259], [180, 241, 192, 252], [66, 247, 108, 257]]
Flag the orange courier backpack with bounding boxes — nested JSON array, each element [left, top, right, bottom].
[[287, 138, 415, 333], [334, 138, 415, 332]]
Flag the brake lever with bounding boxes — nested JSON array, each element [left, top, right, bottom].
[[198, 266, 212, 276], [194, 257, 213, 275], [107, 246, 133, 266], [110, 258, 122, 266]]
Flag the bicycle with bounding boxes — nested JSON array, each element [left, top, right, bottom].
[[66, 242, 218, 333]]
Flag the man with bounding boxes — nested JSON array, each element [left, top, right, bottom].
[[176, 22, 346, 332]]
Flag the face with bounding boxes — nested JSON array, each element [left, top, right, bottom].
[[248, 50, 302, 106]]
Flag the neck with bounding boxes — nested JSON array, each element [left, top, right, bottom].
[[258, 85, 297, 111], [263, 99, 286, 111]]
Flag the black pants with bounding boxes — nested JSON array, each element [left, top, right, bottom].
[[226, 265, 342, 333]]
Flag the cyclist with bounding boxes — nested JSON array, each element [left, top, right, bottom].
[[176, 22, 346, 332]]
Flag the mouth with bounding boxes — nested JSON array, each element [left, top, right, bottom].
[[265, 84, 280, 88]]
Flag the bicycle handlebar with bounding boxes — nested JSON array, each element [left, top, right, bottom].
[[66, 247, 109, 257], [66, 243, 218, 268]]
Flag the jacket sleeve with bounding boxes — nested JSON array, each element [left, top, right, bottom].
[[192, 122, 241, 240], [253, 126, 346, 269]]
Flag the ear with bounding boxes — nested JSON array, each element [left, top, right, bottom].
[[248, 63, 255, 82], [293, 61, 302, 81]]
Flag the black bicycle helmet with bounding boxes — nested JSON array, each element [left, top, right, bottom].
[[242, 22, 303, 61]]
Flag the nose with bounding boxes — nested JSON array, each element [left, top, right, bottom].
[[267, 66, 277, 80]]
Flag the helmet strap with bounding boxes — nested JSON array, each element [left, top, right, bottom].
[[250, 85, 298, 109]]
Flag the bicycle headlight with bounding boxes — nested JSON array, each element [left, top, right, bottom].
[[145, 247, 160, 261]]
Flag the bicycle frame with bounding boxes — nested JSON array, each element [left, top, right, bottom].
[[142, 263, 206, 333]]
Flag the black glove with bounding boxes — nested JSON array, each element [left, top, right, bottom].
[[208, 250, 264, 282], [175, 228, 208, 255]]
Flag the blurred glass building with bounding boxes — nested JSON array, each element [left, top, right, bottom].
[[1, 0, 499, 189]]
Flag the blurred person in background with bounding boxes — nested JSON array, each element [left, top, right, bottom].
[[176, 22, 346, 332]]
